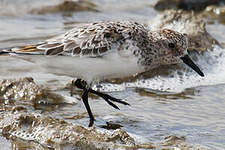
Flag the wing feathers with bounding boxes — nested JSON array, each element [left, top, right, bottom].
[[2, 21, 146, 57], [9, 45, 44, 55], [44, 45, 64, 55], [64, 42, 77, 52], [72, 47, 81, 56], [37, 43, 62, 50]]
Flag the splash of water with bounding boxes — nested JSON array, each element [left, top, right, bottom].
[[95, 46, 225, 93]]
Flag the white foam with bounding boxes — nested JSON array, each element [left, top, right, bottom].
[[98, 46, 225, 93]]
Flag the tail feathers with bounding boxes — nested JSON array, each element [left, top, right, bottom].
[[1, 42, 64, 55], [14, 45, 44, 54], [1, 44, 44, 55], [0, 48, 6, 54]]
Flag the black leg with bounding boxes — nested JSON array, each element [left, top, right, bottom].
[[74, 78, 130, 127], [74, 79, 85, 90], [82, 88, 95, 127], [70, 80, 75, 96]]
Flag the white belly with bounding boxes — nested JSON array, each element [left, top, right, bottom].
[[3, 52, 145, 83]]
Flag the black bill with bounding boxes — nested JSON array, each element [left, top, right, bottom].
[[180, 54, 204, 77]]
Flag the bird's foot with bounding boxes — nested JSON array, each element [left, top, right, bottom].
[[89, 89, 130, 110], [73, 79, 130, 127], [74, 79, 130, 109]]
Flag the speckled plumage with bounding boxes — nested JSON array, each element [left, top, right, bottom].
[[2, 21, 204, 127], [2, 21, 196, 83], [5, 21, 190, 81]]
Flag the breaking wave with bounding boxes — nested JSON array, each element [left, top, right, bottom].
[[95, 45, 225, 93]]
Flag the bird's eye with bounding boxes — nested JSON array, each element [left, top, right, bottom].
[[104, 32, 111, 38], [168, 43, 175, 49]]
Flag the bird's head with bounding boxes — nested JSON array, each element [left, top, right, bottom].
[[145, 29, 204, 77]]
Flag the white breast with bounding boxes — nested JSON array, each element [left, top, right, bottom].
[[14, 51, 145, 84]]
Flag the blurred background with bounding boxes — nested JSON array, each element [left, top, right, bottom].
[[0, 0, 158, 48]]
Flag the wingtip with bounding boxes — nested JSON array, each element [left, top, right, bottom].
[[0, 49, 9, 54]]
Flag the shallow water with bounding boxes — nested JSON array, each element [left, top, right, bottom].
[[0, 0, 225, 149]]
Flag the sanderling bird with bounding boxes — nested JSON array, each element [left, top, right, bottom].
[[1, 21, 204, 127]]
